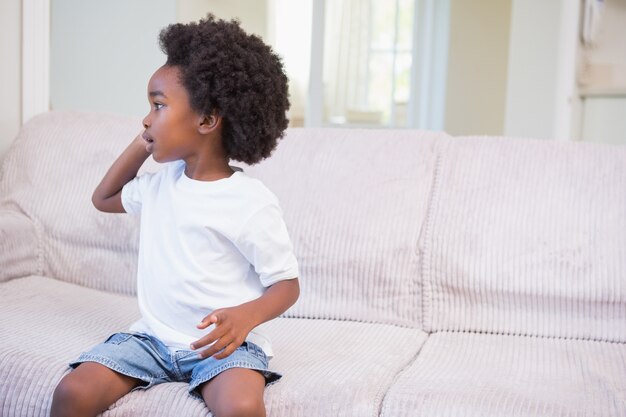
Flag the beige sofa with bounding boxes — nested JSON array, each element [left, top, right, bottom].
[[1, 110, 625, 417]]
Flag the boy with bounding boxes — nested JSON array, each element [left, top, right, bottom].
[[50, 14, 300, 417]]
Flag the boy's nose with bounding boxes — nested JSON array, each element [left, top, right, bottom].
[[142, 115, 150, 129]]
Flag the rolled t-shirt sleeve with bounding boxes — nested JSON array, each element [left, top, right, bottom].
[[235, 203, 299, 287], [121, 171, 156, 214]]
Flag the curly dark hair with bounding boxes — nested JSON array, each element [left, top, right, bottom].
[[158, 14, 290, 165]]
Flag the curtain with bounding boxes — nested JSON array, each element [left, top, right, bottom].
[[323, 0, 372, 123]]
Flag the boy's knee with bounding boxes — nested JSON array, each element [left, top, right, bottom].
[[210, 396, 266, 417], [50, 374, 92, 417]]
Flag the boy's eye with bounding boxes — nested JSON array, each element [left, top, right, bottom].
[[153, 103, 163, 110]]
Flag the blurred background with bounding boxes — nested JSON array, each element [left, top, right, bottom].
[[1, 0, 625, 161]]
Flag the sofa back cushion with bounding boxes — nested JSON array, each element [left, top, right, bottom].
[[1, 111, 447, 328], [0, 111, 158, 295], [422, 136, 626, 342], [232, 127, 447, 327]]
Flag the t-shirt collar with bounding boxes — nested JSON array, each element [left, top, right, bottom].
[[176, 164, 244, 193]]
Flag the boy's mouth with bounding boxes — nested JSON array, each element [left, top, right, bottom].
[[142, 132, 155, 143], [142, 132, 155, 153]]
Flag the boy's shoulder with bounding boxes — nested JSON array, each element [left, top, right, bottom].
[[234, 168, 279, 206]]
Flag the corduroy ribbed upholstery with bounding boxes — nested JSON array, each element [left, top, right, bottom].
[[0, 210, 41, 283], [1, 111, 625, 416], [0, 276, 427, 417], [380, 332, 626, 416], [0, 111, 162, 296], [0, 112, 446, 327], [0, 276, 141, 417], [243, 127, 446, 327], [421, 136, 626, 342]]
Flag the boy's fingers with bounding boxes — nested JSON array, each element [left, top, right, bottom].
[[190, 325, 225, 350], [197, 312, 220, 329], [212, 343, 237, 360], [208, 312, 220, 323], [196, 319, 212, 329], [197, 338, 232, 359]]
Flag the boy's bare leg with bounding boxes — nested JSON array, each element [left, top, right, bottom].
[[199, 368, 266, 417], [50, 362, 143, 417]]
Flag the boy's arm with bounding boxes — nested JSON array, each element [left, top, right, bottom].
[[92, 132, 151, 213], [191, 277, 300, 359]]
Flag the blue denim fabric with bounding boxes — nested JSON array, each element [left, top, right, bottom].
[[69, 332, 282, 398]]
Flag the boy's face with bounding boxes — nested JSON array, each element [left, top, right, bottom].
[[142, 65, 203, 163]]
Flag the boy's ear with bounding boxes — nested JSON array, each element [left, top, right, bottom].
[[198, 113, 221, 134]]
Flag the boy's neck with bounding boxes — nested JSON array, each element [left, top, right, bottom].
[[183, 126, 235, 181], [183, 156, 235, 182]]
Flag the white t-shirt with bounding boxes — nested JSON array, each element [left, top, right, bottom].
[[121, 160, 299, 358]]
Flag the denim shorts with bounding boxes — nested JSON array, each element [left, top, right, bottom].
[[68, 332, 282, 398]]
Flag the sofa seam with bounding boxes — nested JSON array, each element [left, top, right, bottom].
[[16, 203, 45, 277], [436, 329, 626, 345], [377, 332, 431, 417], [33, 217, 45, 276], [418, 137, 447, 334]]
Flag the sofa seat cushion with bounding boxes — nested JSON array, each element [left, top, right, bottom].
[[0, 276, 142, 417], [381, 331, 626, 417], [258, 318, 426, 416], [0, 276, 427, 417]]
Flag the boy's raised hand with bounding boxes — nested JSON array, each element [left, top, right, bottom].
[[190, 305, 256, 360], [91, 129, 152, 214]]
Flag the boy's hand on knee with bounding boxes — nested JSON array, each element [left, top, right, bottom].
[[191, 306, 255, 360]]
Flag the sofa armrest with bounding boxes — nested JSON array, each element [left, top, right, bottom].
[[0, 210, 42, 283]]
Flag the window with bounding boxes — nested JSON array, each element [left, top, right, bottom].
[[308, 0, 449, 129]]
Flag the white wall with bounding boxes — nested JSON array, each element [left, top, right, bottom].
[[50, 0, 273, 120], [0, 0, 22, 161], [504, 0, 580, 140], [505, 0, 561, 139], [177, 0, 268, 39], [50, 0, 176, 118], [444, 0, 511, 136]]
